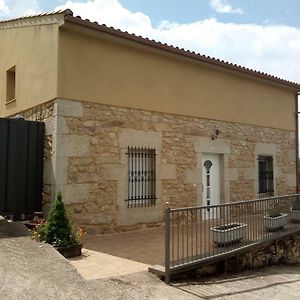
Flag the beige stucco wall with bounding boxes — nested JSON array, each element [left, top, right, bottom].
[[1, 19, 297, 131], [58, 23, 296, 131], [0, 19, 60, 117]]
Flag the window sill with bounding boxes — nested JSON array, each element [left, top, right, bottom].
[[5, 98, 16, 105]]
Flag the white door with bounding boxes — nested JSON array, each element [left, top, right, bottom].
[[202, 154, 220, 219]]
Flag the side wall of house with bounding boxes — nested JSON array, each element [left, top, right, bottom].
[[58, 24, 296, 131], [53, 99, 296, 233], [0, 18, 61, 117]]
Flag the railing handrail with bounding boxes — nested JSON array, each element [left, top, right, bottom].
[[163, 194, 300, 284], [168, 194, 300, 212]]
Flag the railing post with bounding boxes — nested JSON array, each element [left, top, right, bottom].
[[165, 202, 171, 284]]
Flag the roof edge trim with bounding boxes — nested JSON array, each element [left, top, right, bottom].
[[64, 14, 300, 91]]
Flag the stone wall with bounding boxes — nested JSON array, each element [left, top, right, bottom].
[[51, 98, 296, 233], [195, 234, 300, 278]]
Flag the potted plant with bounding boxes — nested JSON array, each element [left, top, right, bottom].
[[211, 222, 247, 247], [264, 207, 287, 231], [290, 196, 300, 223], [33, 192, 85, 258]]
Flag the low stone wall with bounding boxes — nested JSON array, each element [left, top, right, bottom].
[[195, 234, 300, 278]]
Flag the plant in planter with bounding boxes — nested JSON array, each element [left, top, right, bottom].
[[211, 222, 247, 247], [264, 207, 287, 231], [290, 196, 300, 223], [33, 192, 85, 258]]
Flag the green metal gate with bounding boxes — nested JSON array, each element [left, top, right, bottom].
[[0, 117, 44, 218]]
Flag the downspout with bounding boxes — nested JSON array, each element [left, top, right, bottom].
[[296, 92, 299, 194]]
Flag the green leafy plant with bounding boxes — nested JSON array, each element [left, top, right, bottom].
[[34, 192, 85, 247], [32, 219, 47, 241]]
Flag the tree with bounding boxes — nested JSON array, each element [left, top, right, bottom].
[[43, 191, 77, 247]]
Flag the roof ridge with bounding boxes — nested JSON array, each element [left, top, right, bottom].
[[65, 14, 300, 90], [0, 9, 73, 24]]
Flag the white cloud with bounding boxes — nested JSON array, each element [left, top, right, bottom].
[[0, 0, 40, 18], [2, 0, 299, 83], [0, 0, 9, 15], [210, 0, 243, 15], [54, 0, 300, 83], [56, 0, 154, 36]]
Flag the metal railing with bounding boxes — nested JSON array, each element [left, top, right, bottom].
[[164, 194, 300, 284]]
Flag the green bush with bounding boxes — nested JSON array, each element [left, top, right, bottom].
[[42, 192, 79, 247]]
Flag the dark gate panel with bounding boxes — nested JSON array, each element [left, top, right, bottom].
[[0, 117, 44, 217]]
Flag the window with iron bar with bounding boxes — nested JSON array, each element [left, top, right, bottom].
[[126, 146, 156, 208], [258, 155, 274, 197]]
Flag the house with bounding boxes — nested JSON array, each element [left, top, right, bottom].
[[1, 9, 299, 233]]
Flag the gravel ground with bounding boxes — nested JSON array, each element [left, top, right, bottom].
[[0, 218, 196, 300]]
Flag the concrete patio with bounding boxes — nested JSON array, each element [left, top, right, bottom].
[[69, 226, 165, 280]]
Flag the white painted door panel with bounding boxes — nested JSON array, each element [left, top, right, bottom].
[[202, 154, 220, 219]]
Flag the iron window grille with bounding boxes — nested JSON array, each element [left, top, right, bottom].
[[258, 155, 274, 197], [126, 146, 156, 208]]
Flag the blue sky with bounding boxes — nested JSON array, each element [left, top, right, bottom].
[[120, 0, 300, 27], [1, 0, 300, 82], [36, 0, 300, 27]]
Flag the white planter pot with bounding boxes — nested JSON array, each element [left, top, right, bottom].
[[211, 222, 247, 246], [290, 210, 300, 223], [263, 213, 287, 231]]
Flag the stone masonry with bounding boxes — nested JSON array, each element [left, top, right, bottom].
[[13, 98, 296, 233], [195, 234, 300, 278], [53, 99, 296, 233]]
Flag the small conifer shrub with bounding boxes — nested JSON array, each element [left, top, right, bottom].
[[34, 192, 85, 247]]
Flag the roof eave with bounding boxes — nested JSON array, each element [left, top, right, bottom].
[[64, 14, 300, 92]]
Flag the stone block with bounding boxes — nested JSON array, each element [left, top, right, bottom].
[[119, 128, 162, 149], [56, 115, 69, 134], [100, 165, 127, 180], [255, 143, 276, 155], [44, 117, 54, 135], [54, 99, 84, 117], [56, 135, 90, 157], [63, 184, 90, 204], [53, 157, 68, 185], [194, 137, 230, 154], [117, 206, 163, 226]]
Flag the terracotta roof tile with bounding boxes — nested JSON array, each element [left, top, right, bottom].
[[0, 9, 72, 23], [65, 13, 300, 90]]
